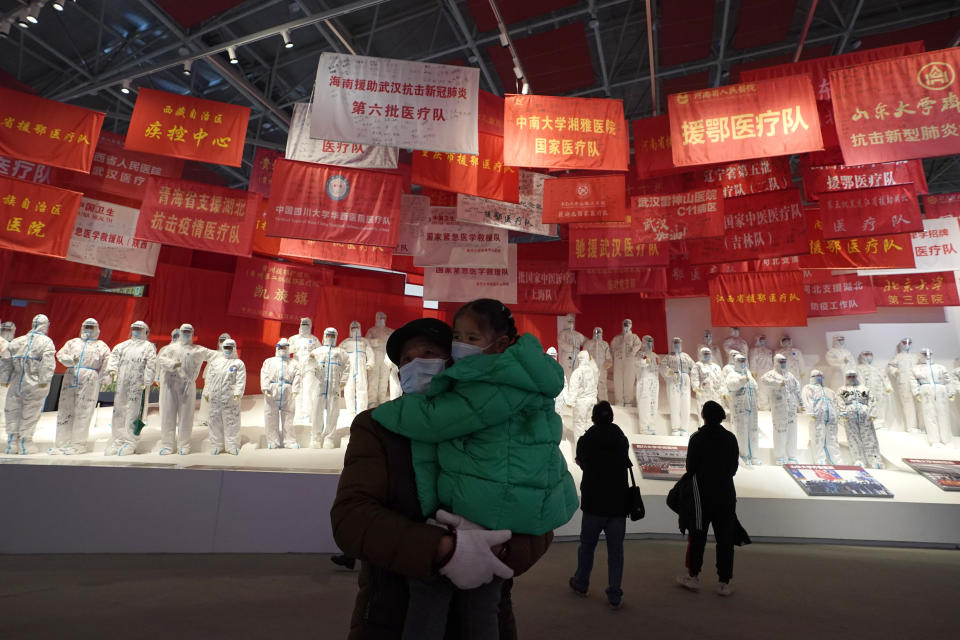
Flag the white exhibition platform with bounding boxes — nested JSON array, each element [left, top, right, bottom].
[[1, 397, 958, 553]]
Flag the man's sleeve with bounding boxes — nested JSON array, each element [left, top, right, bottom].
[[501, 531, 553, 577]]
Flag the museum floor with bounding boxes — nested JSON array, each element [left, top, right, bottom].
[[1, 539, 957, 639]]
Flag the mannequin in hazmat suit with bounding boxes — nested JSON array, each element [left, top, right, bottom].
[[289, 318, 319, 424], [635, 334, 660, 434], [750, 335, 774, 410], [568, 350, 599, 442], [887, 338, 919, 432], [801, 370, 842, 465], [365, 311, 394, 407], [725, 353, 761, 465], [760, 354, 803, 466], [691, 346, 724, 417], [309, 327, 350, 449], [199, 332, 231, 426], [547, 346, 569, 414], [385, 353, 402, 402], [104, 321, 157, 456], [857, 351, 892, 429], [660, 336, 695, 436], [837, 370, 883, 468], [697, 329, 723, 366], [611, 319, 642, 405], [0, 321, 15, 431], [261, 338, 301, 449], [1, 314, 56, 454], [776, 336, 806, 384], [156, 324, 216, 455], [153, 328, 178, 430], [582, 326, 612, 402], [51, 318, 111, 454], [824, 335, 855, 390], [204, 339, 246, 455], [340, 321, 376, 417], [722, 327, 749, 363], [910, 348, 955, 447], [557, 313, 586, 382]]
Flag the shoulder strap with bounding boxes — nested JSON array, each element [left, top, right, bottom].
[[628, 465, 637, 488]]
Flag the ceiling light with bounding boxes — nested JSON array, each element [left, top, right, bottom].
[[282, 29, 293, 49], [120, 79, 131, 94], [513, 65, 523, 79], [16, 11, 29, 29], [25, 2, 43, 24], [183, 59, 192, 76], [52, 1, 65, 11], [227, 45, 238, 64], [521, 81, 530, 95]]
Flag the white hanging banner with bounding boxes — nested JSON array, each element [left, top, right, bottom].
[[66, 197, 161, 276], [286, 103, 399, 169], [395, 193, 431, 256], [858, 217, 960, 276], [310, 52, 479, 154], [424, 244, 517, 303], [414, 207, 509, 267]]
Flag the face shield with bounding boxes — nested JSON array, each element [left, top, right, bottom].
[[623, 319, 633, 333], [810, 370, 824, 386], [218, 333, 232, 349], [276, 339, 291, 358], [919, 348, 933, 363], [734, 355, 747, 371], [130, 321, 149, 340], [565, 314, 576, 330], [860, 351, 874, 365], [775, 355, 787, 371], [900, 338, 912, 353], [593, 327, 602, 339], [704, 330, 712, 342], [642, 334, 653, 351], [781, 336, 792, 347], [757, 335, 767, 347], [672, 337, 682, 354], [350, 321, 361, 338], [0, 321, 15, 341], [299, 318, 312, 336], [179, 324, 194, 345], [699, 347, 711, 362], [81, 318, 99, 340], [221, 339, 237, 359], [845, 370, 859, 386], [833, 336, 846, 348], [323, 328, 338, 346], [375, 312, 386, 328]]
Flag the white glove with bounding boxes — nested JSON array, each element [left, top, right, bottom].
[[434, 509, 484, 531], [439, 528, 514, 590], [262, 389, 272, 398], [234, 394, 241, 402]]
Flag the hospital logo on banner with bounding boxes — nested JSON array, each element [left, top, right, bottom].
[[326, 174, 351, 201]]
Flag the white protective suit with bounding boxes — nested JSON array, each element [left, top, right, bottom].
[[568, 351, 599, 442], [760, 355, 802, 465], [0, 321, 14, 431], [52, 319, 111, 454], [725, 354, 761, 465], [634, 335, 659, 434], [582, 327, 612, 402], [290, 318, 320, 424], [261, 339, 302, 449], [547, 347, 569, 413], [156, 324, 216, 455], [1, 315, 56, 454], [750, 335, 774, 410], [722, 327, 749, 363], [340, 321, 376, 416], [199, 332, 231, 426], [837, 370, 883, 468], [557, 313, 586, 382], [204, 339, 246, 454], [691, 347, 724, 417], [310, 328, 350, 448], [857, 351, 892, 429], [365, 312, 394, 407], [104, 321, 156, 456], [802, 370, 843, 465], [776, 336, 806, 382], [910, 349, 955, 447], [386, 354, 402, 401], [696, 330, 724, 367], [887, 338, 919, 432], [660, 337, 694, 436], [611, 320, 642, 405], [824, 336, 855, 390]]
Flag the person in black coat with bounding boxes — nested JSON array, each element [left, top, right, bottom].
[[676, 400, 740, 596], [568, 401, 631, 609]]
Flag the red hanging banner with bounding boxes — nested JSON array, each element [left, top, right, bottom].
[[513, 260, 579, 314], [820, 184, 922, 239], [124, 87, 250, 167], [0, 154, 54, 183], [632, 115, 678, 179], [227, 256, 332, 323], [136, 177, 260, 256], [412, 133, 519, 202], [830, 47, 960, 165], [0, 87, 104, 173], [249, 148, 282, 198], [924, 193, 960, 219], [267, 159, 403, 247], [478, 90, 505, 137], [872, 271, 959, 307], [541, 174, 626, 224], [799, 210, 916, 270], [630, 187, 723, 242], [668, 75, 823, 167], [709, 271, 807, 327], [683, 156, 792, 198], [0, 176, 82, 257], [503, 94, 629, 171], [569, 223, 668, 270], [576, 268, 668, 296], [801, 158, 928, 200], [803, 273, 877, 317]]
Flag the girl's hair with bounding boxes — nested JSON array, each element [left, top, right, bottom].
[[592, 401, 614, 424], [453, 298, 518, 341]]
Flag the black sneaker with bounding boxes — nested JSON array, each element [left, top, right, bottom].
[[607, 599, 623, 610], [331, 554, 356, 570], [568, 577, 587, 597]]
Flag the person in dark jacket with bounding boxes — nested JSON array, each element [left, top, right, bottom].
[[676, 400, 740, 596], [568, 401, 631, 609]]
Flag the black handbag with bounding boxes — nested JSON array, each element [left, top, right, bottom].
[[627, 466, 645, 521]]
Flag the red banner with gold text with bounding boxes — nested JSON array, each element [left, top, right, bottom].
[[0, 176, 82, 257], [227, 256, 332, 323], [630, 188, 723, 241], [820, 183, 922, 239], [683, 156, 792, 198], [633, 115, 677, 179], [801, 157, 928, 200], [803, 273, 877, 317], [576, 268, 668, 296], [709, 271, 807, 327], [872, 271, 959, 307], [799, 210, 915, 270], [542, 174, 625, 223], [569, 223, 668, 270], [412, 133, 519, 202], [249, 148, 282, 198], [513, 260, 578, 314]]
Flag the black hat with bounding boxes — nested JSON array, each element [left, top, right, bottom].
[[386, 318, 453, 366]]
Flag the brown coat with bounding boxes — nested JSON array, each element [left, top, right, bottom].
[[331, 409, 553, 640]]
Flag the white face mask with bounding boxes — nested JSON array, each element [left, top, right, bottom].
[[399, 358, 446, 394], [451, 340, 489, 361], [131, 329, 144, 340], [82, 328, 96, 339], [864, 354, 873, 364]]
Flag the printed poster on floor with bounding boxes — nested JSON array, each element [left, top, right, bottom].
[[66, 197, 160, 276], [423, 244, 517, 304], [784, 464, 894, 497], [632, 444, 687, 480], [286, 103, 399, 169], [902, 458, 960, 491]]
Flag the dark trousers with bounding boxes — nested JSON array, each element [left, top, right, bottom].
[[572, 511, 626, 601], [686, 508, 735, 583]]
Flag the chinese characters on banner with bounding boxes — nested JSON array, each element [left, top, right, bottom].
[[924, 192, 960, 218], [478, 90, 505, 136], [513, 260, 578, 313], [412, 132, 518, 202], [0, 154, 52, 183], [830, 47, 960, 165], [862, 217, 960, 275], [423, 244, 517, 304], [227, 256, 333, 323], [0, 175, 82, 257], [667, 260, 749, 297], [456, 193, 555, 237], [872, 271, 960, 307], [632, 115, 677, 179], [124, 87, 250, 167], [266, 159, 403, 247], [709, 271, 807, 327], [415, 207, 510, 267], [685, 156, 792, 198], [0, 87, 104, 173], [286, 103, 399, 169], [311, 53, 479, 154], [136, 177, 260, 256], [395, 193, 431, 256], [66, 197, 161, 276], [630, 188, 723, 241], [820, 183, 922, 239], [576, 267, 668, 296], [542, 174, 625, 223], [503, 94, 628, 171], [800, 210, 915, 270], [282, 237, 393, 269], [802, 273, 876, 317], [569, 223, 668, 270], [801, 158, 929, 203], [669, 75, 823, 166], [249, 148, 282, 198]]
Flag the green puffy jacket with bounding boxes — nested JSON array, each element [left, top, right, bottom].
[[372, 333, 579, 535]]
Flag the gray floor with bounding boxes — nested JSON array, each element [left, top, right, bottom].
[[1, 539, 958, 639]]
